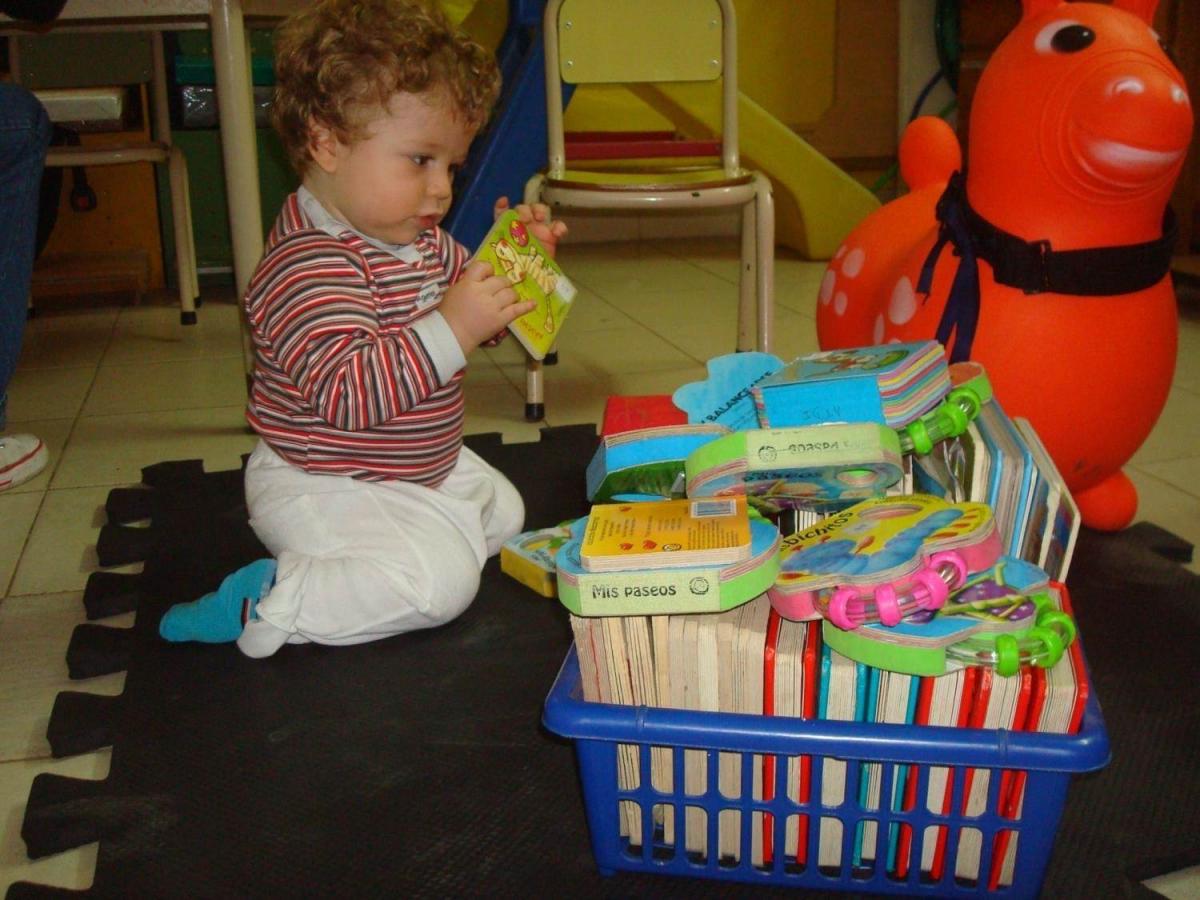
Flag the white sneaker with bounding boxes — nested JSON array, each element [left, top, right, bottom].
[[0, 434, 48, 492]]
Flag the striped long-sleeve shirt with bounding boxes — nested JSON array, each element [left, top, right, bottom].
[[245, 191, 471, 487]]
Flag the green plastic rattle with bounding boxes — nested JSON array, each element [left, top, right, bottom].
[[898, 361, 993, 456], [943, 591, 1077, 676]]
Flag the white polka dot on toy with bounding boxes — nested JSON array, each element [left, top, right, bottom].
[[834, 244, 847, 260], [819, 270, 836, 305], [842, 247, 865, 278], [873, 313, 885, 343], [888, 276, 917, 324], [834, 292, 848, 316]]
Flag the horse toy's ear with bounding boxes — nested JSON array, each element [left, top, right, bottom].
[[1112, 0, 1160, 23]]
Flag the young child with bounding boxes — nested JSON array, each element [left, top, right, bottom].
[[159, 0, 566, 657]]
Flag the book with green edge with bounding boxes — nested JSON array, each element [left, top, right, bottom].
[[819, 557, 1072, 676], [556, 517, 781, 617], [684, 423, 903, 512], [586, 423, 728, 503], [473, 210, 576, 361]]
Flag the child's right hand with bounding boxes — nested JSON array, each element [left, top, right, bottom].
[[441, 260, 536, 354]]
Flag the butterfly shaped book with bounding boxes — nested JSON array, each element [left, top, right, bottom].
[[769, 493, 1003, 625]]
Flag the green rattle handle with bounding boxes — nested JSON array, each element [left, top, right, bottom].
[[898, 367, 993, 456]]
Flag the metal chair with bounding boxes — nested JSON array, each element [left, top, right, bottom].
[[522, 0, 775, 421]]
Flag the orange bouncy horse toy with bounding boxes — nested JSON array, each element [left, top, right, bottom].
[[816, 0, 1192, 531]]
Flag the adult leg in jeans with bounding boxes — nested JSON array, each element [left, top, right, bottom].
[[0, 83, 51, 490]]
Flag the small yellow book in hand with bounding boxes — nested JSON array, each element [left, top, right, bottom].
[[473, 209, 577, 360]]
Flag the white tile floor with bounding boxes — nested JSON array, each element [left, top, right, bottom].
[[1, 238, 1198, 892]]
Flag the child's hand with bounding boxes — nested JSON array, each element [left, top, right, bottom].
[[441, 260, 536, 354], [494, 197, 568, 257]]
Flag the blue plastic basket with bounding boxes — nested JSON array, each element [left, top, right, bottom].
[[543, 647, 1110, 897]]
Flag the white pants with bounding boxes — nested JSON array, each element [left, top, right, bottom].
[[237, 440, 525, 657]]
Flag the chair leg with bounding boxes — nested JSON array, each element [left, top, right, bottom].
[[523, 172, 549, 420], [753, 172, 776, 354], [182, 151, 200, 305], [523, 173, 546, 207], [167, 146, 198, 325], [738, 199, 756, 352], [525, 354, 545, 421]]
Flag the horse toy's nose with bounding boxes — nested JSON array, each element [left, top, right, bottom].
[[1061, 58, 1194, 190]]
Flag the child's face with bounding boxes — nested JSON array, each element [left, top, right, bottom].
[[310, 89, 477, 246]]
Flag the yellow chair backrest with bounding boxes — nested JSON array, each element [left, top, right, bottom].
[[555, 0, 724, 85], [544, 0, 741, 177]]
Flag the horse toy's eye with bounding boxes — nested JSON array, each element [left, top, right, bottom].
[[1050, 24, 1095, 52]]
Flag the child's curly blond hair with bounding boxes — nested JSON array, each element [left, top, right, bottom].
[[271, 0, 501, 175]]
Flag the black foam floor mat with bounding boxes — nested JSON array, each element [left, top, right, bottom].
[[8, 425, 1198, 899]]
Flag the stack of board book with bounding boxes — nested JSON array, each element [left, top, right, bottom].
[[917, 400, 1079, 581], [517, 348, 1085, 882], [568, 583, 1089, 885]]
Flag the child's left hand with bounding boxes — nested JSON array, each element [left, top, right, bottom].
[[493, 198, 568, 257]]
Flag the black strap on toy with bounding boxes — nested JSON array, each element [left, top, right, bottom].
[[918, 171, 1177, 363]]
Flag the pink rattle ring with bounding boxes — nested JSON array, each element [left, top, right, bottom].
[[827, 585, 865, 630], [873, 583, 903, 627]]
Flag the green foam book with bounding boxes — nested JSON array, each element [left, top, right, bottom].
[[473, 210, 577, 360], [684, 422, 903, 512], [556, 508, 781, 617], [586, 423, 728, 502]]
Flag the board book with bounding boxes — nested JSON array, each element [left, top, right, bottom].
[[585, 423, 728, 503], [671, 352, 786, 431], [769, 494, 1002, 625], [953, 662, 1033, 881], [499, 520, 581, 597], [1013, 417, 1079, 583], [556, 515, 781, 617], [820, 557, 1077, 677], [971, 401, 1035, 557], [579, 496, 754, 573], [752, 341, 951, 430], [683, 422, 904, 512], [987, 581, 1090, 888], [600, 394, 688, 435], [473, 209, 576, 360], [760, 613, 820, 867], [816, 644, 869, 869], [853, 666, 919, 871]]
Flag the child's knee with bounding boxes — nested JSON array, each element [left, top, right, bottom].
[[421, 563, 480, 627], [486, 475, 526, 556]]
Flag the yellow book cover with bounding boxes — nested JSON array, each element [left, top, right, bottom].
[[580, 496, 752, 573], [473, 210, 576, 360]]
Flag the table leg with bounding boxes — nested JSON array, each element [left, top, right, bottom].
[[210, 0, 264, 376]]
